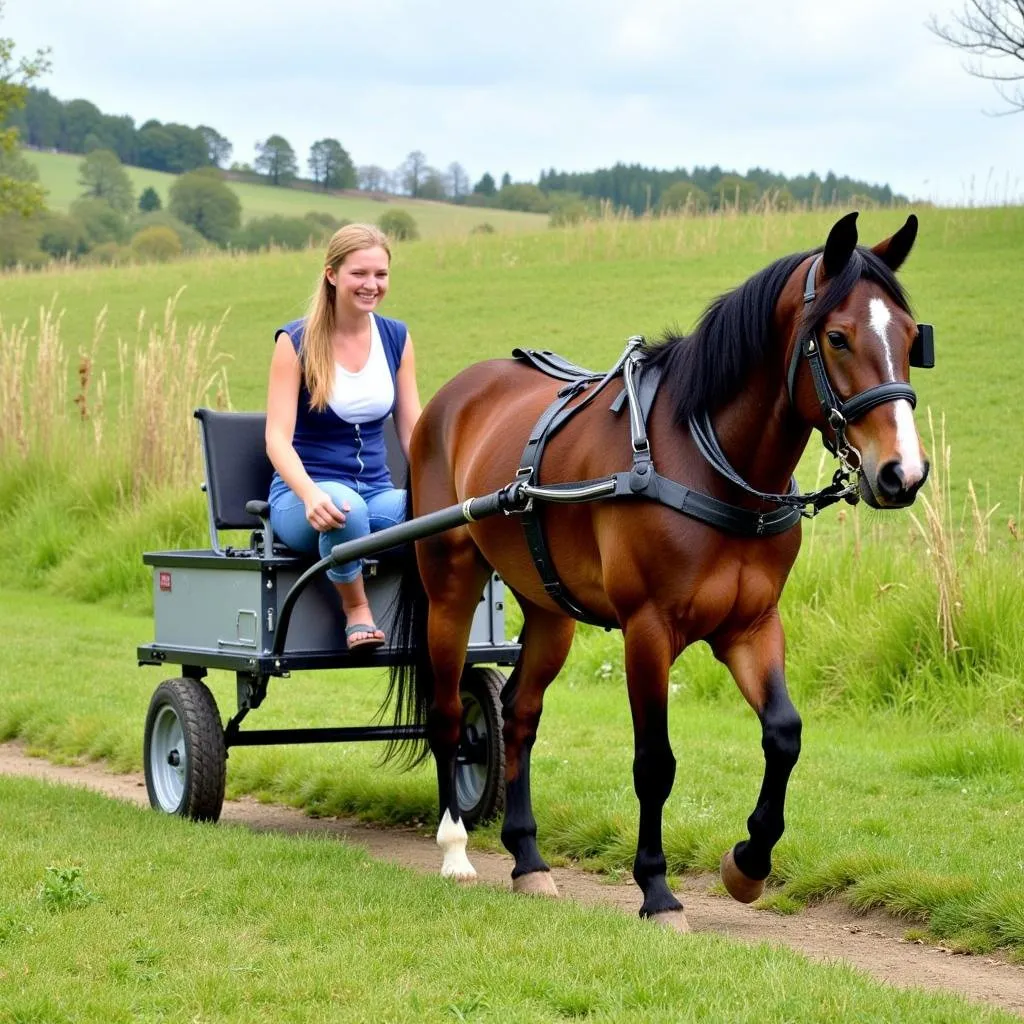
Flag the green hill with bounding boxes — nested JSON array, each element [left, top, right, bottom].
[[23, 149, 547, 238]]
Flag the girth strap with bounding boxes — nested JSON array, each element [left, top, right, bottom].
[[514, 340, 646, 625]]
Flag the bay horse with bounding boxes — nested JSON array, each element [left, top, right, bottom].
[[389, 212, 930, 930]]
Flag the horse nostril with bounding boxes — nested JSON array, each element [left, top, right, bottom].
[[876, 460, 906, 500]]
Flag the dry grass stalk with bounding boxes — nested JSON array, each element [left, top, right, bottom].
[[909, 410, 961, 654], [126, 289, 232, 497], [0, 291, 231, 500], [0, 302, 69, 464]]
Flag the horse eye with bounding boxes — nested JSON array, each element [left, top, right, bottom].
[[826, 331, 848, 350]]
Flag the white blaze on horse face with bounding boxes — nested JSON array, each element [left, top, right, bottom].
[[868, 299, 895, 380], [868, 297, 925, 484], [437, 808, 477, 880]]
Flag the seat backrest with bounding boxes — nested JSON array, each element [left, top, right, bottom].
[[195, 408, 273, 530], [194, 408, 409, 532]]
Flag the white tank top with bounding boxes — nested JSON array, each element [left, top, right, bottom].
[[327, 315, 395, 424]]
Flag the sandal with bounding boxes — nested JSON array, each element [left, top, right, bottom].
[[345, 623, 386, 651]]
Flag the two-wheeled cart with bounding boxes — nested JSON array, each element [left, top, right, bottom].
[[137, 409, 522, 828]]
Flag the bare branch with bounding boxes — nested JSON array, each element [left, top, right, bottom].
[[929, 0, 1024, 112]]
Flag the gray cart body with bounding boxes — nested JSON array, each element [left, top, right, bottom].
[[137, 409, 518, 826]]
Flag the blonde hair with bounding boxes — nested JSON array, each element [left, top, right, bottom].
[[301, 223, 392, 411]]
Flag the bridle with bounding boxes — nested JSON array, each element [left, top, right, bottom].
[[690, 251, 935, 518], [786, 254, 935, 471]]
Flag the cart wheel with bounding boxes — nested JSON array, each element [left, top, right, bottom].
[[143, 677, 226, 822], [456, 666, 507, 830]]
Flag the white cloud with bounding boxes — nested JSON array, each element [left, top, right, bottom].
[[5, 0, 1023, 201]]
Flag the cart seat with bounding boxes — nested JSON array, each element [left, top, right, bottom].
[[194, 408, 408, 564]]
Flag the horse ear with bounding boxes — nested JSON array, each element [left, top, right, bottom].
[[871, 214, 918, 272], [822, 211, 859, 278]]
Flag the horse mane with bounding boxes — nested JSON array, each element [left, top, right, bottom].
[[644, 245, 912, 424]]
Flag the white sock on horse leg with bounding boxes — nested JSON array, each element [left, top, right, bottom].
[[437, 809, 477, 880]]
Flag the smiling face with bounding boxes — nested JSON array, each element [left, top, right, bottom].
[[325, 245, 390, 318]]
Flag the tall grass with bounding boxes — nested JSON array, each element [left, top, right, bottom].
[[0, 295, 230, 608], [0, 290, 230, 498]]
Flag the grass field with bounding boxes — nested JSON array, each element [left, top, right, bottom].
[[0, 206, 1022, 976], [1, 587, 1022, 960], [2, 205, 1021, 503], [3, 777, 1012, 1023], [22, 149, 548, 238]]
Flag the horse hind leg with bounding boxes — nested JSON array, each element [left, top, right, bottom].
[[419, 529, 492, 883], [501, 599, 575, 898]]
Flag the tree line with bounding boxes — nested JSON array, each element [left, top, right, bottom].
[[3, 87, 906, 218], [537, 164, 903, 215]]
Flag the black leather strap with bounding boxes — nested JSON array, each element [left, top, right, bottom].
[[512, 348, 603, 383], [512, 341, 803, 625]]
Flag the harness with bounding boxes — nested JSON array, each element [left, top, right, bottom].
[[502, 257, 935, 625]]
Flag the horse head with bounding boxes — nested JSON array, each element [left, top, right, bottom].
[[788, 212, 931, 509]]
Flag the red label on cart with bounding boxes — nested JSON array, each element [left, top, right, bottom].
[[158, 571, 172, 592]]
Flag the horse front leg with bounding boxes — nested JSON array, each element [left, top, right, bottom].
[[624, 611, 689, 931], [716, 610, 802, 903], [422, 538, 491, 882]]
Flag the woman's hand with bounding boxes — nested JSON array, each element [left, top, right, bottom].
[[304, 488, 348, 532]]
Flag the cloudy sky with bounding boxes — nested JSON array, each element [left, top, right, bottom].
[[7, 0, 1023, 204]]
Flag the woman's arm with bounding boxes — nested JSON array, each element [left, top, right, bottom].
[[393, 334, 423, 462], [265, 333, 346, 531]]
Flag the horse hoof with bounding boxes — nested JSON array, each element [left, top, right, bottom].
[[448, 870, 479, 887], [649, 909, 691, 933], [512, 871, 560, 898], [720, 849, 765, 904]]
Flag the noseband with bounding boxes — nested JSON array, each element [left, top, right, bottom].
[[786, 255, 919, 466]]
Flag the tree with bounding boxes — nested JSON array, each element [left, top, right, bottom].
[[0, 4, 50, 217], [197, 125, 233, 167], [135, 120, 208, 173], [445, 161, 469, 199], [20, 87, 61, 148], [929, 1, 1024, 112], [495, 182, 549, 212], [358, 164, 388, 191], [397, 150, 427, 197], [38, 211, 88, 258], [138, 186, 161, 212], [656, 180, 709, 215], [254, 135, 297, 186], [131, 225, 181, 262], [78, 149, 134, 213], [168, 169, 241, 245], [417, 167, 446, 200], [378, 208, 419, 240], [70, 197, 127, 245], [500, 171, 511, 189], [473, 172, 496, 196], [308, 138, 355, 190]]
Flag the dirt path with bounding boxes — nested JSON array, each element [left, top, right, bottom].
[[2, 742, 1022, 1018]]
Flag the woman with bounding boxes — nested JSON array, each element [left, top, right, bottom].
[[266, 223, 421, 650]]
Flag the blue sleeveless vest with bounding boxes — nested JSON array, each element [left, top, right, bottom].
[[269, 314, 407, 497]]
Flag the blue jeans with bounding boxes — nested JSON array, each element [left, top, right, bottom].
[[269, 479, 407, 583]]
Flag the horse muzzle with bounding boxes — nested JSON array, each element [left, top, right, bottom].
[[858, 457, 930, 509]]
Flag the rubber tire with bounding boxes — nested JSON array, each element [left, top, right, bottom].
[[143, 677, 226, 822], [456, 666, 507, 830]]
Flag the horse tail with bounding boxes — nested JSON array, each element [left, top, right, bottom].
[[382, 478, 432, 767]]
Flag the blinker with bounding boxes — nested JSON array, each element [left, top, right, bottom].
[[910, 323, 935, 369]]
